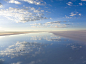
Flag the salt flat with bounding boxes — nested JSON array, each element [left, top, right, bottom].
[[51, 30, 86, 42], [0, 31, 42, 36], [0, 31, 86, 42]]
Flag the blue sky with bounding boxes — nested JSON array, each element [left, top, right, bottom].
[[0, 0, 86, 31]]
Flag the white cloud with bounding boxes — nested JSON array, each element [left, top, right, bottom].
[[9, 0, 21, 4], [79, 13, 81, 16], [45, 21, 61, 25], [29, 61, 35, 64], [0, 5, 3, 8], [70, 12, 76, 16], [66, 2, 73, 6], [41, 10, 44, 12], [65, 15, 72, 18], [11, 62, 22, 64], [30, 21, 70, 28], [50, 18, 52, 19], [70, 12, 82, 17], [0, 41, 48, 58], [0, 3, 3, 8], [66, 1, 83, 6], [79, 3, 82, 5], [81, 0, 86, 1], [71, 45, 77, 49], [28, 60, 42, 64], [21, 0, 46, 5], [0, 7, 47, 23], [8, 0, 46, 5], [30, 23, 42, 26]]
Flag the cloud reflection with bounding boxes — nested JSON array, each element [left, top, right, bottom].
[[11, 62, 22, 64], [28, 33, 62, 42], [29, 59, 41, 64], [0, 59, 4, 64], [0, 41, 48, 58]]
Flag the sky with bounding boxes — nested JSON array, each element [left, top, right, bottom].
[[0, 0, 86, 31]]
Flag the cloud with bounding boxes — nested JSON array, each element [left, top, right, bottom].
[[9, 0, 21, 4], [65, 12, 82, 18], [30, 21, 70, 28], [46, 21, 61, 24], [65, 15, 72, 18], [64, 24, 71, 25], [79, 13, 81, 16], [0, 7, 47, 23], [7, 0, 46, 5], [0, 3, 3, 8], [66, 2, 73, 6], [29, 61, 35, 64], [30, 21, 61, 26], [70, 12, 76, 16], [29, 60, 41, 64], [66, 1, 83, 6], [30, 23, 42, 26], [21, 0, 46, 5], [81, 0, 86, 1], [71, 45, 77, 49], [0, 59, 4, 63], [70, 12, 82, 17], [28, 33, 62, 42], [11, 62, 22, 64], [0, 41, 48, 58], [79, 3, 82, 5]]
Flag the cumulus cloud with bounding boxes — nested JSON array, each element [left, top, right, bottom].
[[0, 3, 3, 8], [81, 0, 86, 1], [70, 12, 76, 16], [30, 23, 42, 26], [9, 0, 21, 4], [79, 3, 82, 5], [66, 2, 73, 6], [30, 21, 61, 26], [66, 1, 83, 6], [21, 0, 46, 5], [46, 21, 61, 24], [11, 62, 22, 64], [0, 7, 47, 23], [65, 15, 72, 18], [79, 13, 81, 16], [70, 12, 81, 17], [0, 41, 48, 58], [7, 0, 46, 5], [0, 5, 3, 8], [30, 21, 70, 28]]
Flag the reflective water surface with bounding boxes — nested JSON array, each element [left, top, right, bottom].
[[0, 32, 86, 64]]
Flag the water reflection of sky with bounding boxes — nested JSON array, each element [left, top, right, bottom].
[[0, 32, 86, 64]]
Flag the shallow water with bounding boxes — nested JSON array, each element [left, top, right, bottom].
[[0, 32, 86, 64]]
